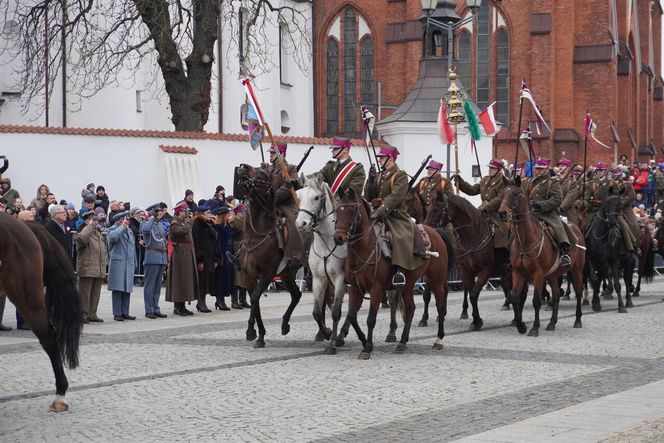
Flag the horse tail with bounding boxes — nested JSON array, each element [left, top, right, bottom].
[[26, 223, 83, 369], [435, 227, 456, 270], [643, 237, 655, 283]]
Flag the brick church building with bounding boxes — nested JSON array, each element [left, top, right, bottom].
[[312, 0, 664, 166]]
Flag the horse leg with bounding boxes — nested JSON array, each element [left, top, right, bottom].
[[311, 278, 330, 342], [359, 284, 383, 360], [623, 257, 635, 308], [248, 276, 271, 347], [279, 268, 303, 336], [460, 269, 473, 319], [545, 277, 561, 332], [571, 262, 584, 329], [433, 279, 448, 350], [395, 278, 416, 353], [346, 285, 367, 350], [561, 274, 571, 301], [325, 275, 346, 355], [614, 261, 627, 313], [510, 271, 527, 334], [528, 275, 544, 337], [500, 270, 512, 311], [385, 290, 398, 342], [582, 269, 590, 305], [469, 271, 489, 331], [418, 284, 431, 327]]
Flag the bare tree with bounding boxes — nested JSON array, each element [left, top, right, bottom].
[[0, 0, 311, 131]]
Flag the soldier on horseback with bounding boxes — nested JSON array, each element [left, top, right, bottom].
[[364, 146, 428, 272], [523, 158, 572, 266], [583, 162, 611, 232], [608, 165, 640, 255], [319, 137, 366, 196], [453, 159, 509, 253], [415, 159, 453, 208], [266, 143, 304, 268], [560, 163, 585, 226]]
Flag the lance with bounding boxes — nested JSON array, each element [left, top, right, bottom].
[[361, 105, 381, 172], [582, 110, 589, 205], [297, 146, 314, 172], [471, 139, 482, 178], [513, 80, 526, 177], [408, 154, 433, 190]]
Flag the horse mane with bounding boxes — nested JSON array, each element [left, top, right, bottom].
[[446, 193, 488, 233], [303, 172, 339, 214]]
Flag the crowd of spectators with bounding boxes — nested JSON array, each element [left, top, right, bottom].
[[0, 155, 251, 330]]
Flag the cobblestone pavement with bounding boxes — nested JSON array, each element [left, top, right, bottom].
[[1, 279, 663, 442]]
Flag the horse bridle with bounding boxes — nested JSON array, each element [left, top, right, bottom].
[[298, 192, 334, 231], [437, 195, 493, 258], [504, 187, 546, 259]]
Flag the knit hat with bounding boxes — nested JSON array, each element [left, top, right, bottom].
[[65, 202, 76, 211], [96, 185, 105, 192], [83, 195, 96, 204]]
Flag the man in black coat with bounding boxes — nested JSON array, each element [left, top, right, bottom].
[[44, 204, 73, 262], [191, 204, 222, 311]]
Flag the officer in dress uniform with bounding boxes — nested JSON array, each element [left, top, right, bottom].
[[364, 146, 428, 272], [267, 143, 304, 268], [522, 158, 572, 266], [141, 204, 168, 319], [319, 137, 366, 196], [583, 162, 612, 232], [453, 159, 509, 250], [609, 165, 640, 254], [416, 159, 453, 208]]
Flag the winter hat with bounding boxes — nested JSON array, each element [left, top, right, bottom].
[[96, 185, 105, 192]]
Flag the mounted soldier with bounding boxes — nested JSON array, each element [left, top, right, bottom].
[[266, 143, 304, 268], [319, 137, 366, 196], [560, 164, 585, 226], [583, 162, 611, 232], [609, 165, 640, 255], [416, 159, 453, 209], [364, 146, 428, 272], [453, 159, 509, 250]]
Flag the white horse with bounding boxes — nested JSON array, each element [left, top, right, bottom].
[[296, 173, 349, 355]]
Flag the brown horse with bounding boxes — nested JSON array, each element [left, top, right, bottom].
[[333, 188, 449, 359], [235, 164, 303, 348], [0, 213, 82, 411], [498, 178, 585, 336], [425, 192, 512, 330]]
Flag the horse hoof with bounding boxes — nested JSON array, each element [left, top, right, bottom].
[[432, 342, 444, 351], [314, 331, 325, 342], [562, 295, 571, 301], [358, 351, 371, 360], [385, 334, 397, 343], [545, 324, 555, 332], [517, 323, 527, 334], [470, 319, 483, 331], [632, 291, 640, 298], [528, 329, 539, 337], [254, 339, 266, 349], [324, 346, 337, 355], [592, 304, 602, 312], [582, 299, 589, 306], [281, 324, 291, 336], [418, 320, 428, 328], [500, 305, 511, 311], [618, 307, 628, 314], [335, 338, 345, 347], [460, 312, 469, 320], [394, 343, 407, 353], [510, 319, 517, 327], [49, 400, 68, 413], [626, 300, 634, 308], [573, 320, 582, 329], [246, 329, 257, 341]]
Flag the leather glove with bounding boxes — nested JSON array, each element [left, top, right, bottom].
[[371, 198, 383, 210], [452, 174, 461, 183], [532, 201, 543, 211], [368, 165, 377, 180], [285, 178, 298, 189], [549, 169, 557, 178]]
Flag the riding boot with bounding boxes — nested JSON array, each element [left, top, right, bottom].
[[226, 251, 241, 271], [231, 293, 242, 309], [238, 288, 251, 308], [559, 242, 571, 267]]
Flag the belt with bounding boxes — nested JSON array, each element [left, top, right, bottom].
[[172, 243, 192, 249], [146, 246, 168, 253]]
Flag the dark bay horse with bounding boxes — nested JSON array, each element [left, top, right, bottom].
[[236, 164, 303, 348], [333, 188, 449, 359], [0, 213, 82, 411], [425, 192, 512, 330], [498, 178, 585, 336]]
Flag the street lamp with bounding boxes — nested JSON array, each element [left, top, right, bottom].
[[420, 0, 483, 178]]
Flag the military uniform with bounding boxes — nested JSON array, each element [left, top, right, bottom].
[[559, 171, 584, 226], [319, 157, 366, 196], [268, 158, 305, 267], [582, 172, 612, 231], [364, 163, 425, 271], [457, 173, 509, 248], [612, 174, 640, 253], [523, 172, 572, 249], [416, 173, 453, 207]]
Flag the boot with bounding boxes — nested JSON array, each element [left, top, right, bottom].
[[214, 298, 230, 311], [239, 288, 251, 308], [231, 293, 242, 309], [560, 243, 571, 267]]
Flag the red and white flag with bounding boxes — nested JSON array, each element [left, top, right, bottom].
[[437, 100, 455, 144], [520, 81, 551, 135], [478, 102, 497, 136], [241, 78, 265, 126]]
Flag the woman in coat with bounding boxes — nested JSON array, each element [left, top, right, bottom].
[[166, 203, 198, 315], [212, 206, 234, 309], [191, 205, 221, 312], [107, 211, 137, 321]]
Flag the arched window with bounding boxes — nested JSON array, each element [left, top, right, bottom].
[[343, 8, 357, 134], [456, 31, 471, 91], [361, 37, 374, 107], [326, 39, 339, 134], [476, 5, 490, 110], [495, 29, 509, 125]]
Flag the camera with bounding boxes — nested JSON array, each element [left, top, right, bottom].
[[123, 202, 131, 211]]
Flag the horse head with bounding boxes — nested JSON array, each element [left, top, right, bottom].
[[296, 173, 331, 233], [498, 176, 524, 222], [599, 194, 622, 228], [334, 188, 367, 245], [237, 164, 272, 199], [424, 192, 450, 227]]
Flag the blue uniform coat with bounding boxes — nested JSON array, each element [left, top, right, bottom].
[[107, 223, 136, 293], [141, 218, 168, 265]]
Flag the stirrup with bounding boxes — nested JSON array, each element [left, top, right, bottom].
[[392, 271, 406, 287], [560, 254, 571, 266]]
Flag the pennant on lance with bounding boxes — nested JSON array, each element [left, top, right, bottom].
[[520, 81, 551, 135], [437, 100, 455, 145], [241, 78, 265, 127], [478, 102, 497, 136], [463, 100, 482, 141], [585, 112, 612, 150]]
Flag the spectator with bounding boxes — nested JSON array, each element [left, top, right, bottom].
[[37, 193, 57, 223], [166, 202, 197, 316], [17, 210, 34, 222], [94, 206, 108, 230], [191, 204, 219, 312], [64, 202, 80, 231], [656, 164, 664, 205], [11, 196, 24, 212], [635, 164, 649, 195], [0, 177, 20, 207], [619, 154, 630, 167], [633, 193, 644, 209], [76, 210, 107, 324], [95, 185, 110, 213], [160, 202, 173, 224], [646, 161, 657, 209], [141, 204, 168, 319], [107, 211, 137, 322], [108, 200, 124, 223], [213, 206, 235, 309], [80, 182, 96, 204], [182, 189, 196, 211], [43, 204, 73, 260], [0, 197, 7, 213], [208, 186, 227, 210], [30, 184, 51, 214]]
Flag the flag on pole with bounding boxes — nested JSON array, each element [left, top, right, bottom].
[[585, 112, 612, 150], [361, 105, 375, 146], [519, 124, 536, 162], [478, 102, 497, 136], [241, 78, 265, 126], [464, 100, 482, 141], [437, 100, 455, 145], [520, 81, 552, 135]]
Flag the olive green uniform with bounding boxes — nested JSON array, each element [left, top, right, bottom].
[[614, 178, 639, 253], [319, 157, 366, 196], [523, 173, 571, 247], [364, 164, 425, 271], [457, 173, 509, 248], [268, 159, 304, 266], [560, 173, 583, 226], [416, 173, 453, 207], [583, 174, 612, 232]]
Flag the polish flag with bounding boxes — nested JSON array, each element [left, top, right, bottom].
[[437, 100, 455, 144], [478, 103, 497, 136]]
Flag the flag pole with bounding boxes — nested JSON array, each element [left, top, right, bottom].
[[453, 122, 460, 195], [582, 110, 589, 204], [472, 139, 482, 178], [513, 80, 525, 178], [264, 121, 299, 208]]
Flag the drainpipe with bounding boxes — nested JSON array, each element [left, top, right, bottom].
[[217, 14, 223, 133], [311, 0, 317, 135], [61, 0, 67, 127]]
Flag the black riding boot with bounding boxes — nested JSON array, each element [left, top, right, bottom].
[[238, 288, 251, 308], [231, 293, 242, 309], [560, 242, 571, 266]]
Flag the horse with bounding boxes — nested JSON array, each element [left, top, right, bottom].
[[333, 188, 449, 359], [235, 164, 303, 348], [425, 192, 512, 330], [625, 224, 655, 298], [296, 173, 350, 354], [0, 213, 82, 411], [584, 194, 643, 313], [498, 177, 585, 336]]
